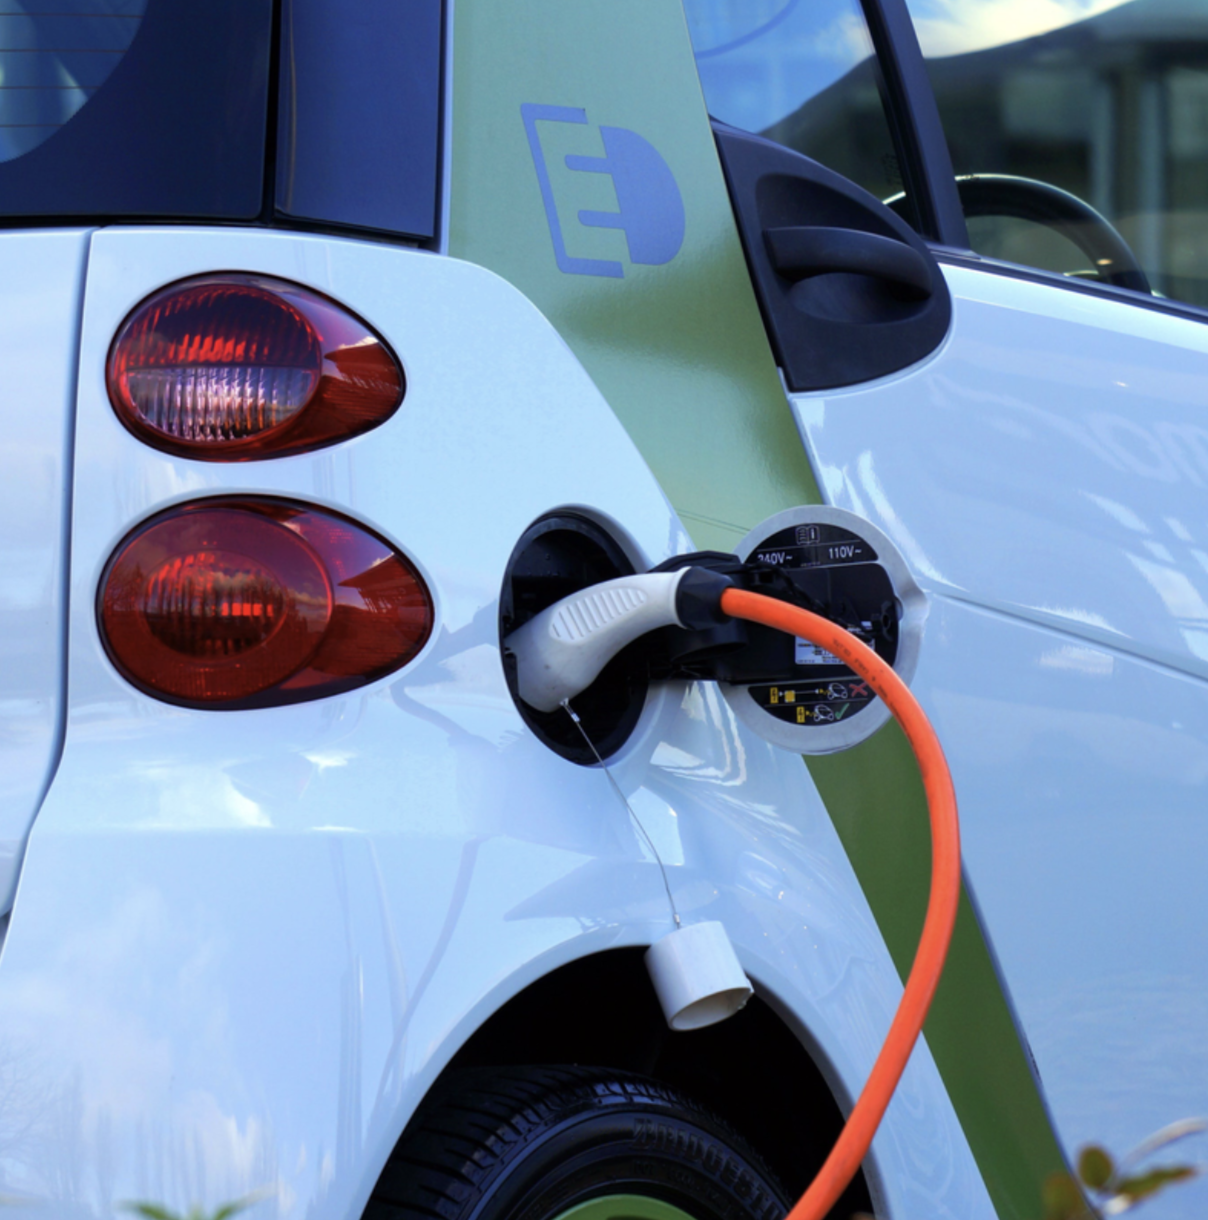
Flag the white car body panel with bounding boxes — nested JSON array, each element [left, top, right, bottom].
[[0, 227, 994, 1219], [794, 261, 1208, 1218], [0, 229, 90, 913]]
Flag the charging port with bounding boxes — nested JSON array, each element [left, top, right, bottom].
[[500, 513, 649, 764]]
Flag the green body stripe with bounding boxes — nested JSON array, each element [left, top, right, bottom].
[[449, 0, 819, 550], [449, 3, 1067, 1216], [809, 727, 1067, 1219]]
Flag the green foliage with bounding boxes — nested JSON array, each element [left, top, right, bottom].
[[120, 1187, 270, 1220], [1076, 1145, 1113, 1190], [1042, 1120, 1205, 1220], [1041, 1170, 1086, 1219], [857, 1119, 1204, 1220]]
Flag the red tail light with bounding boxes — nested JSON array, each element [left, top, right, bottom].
[[99, 499, 432, 707], [107, 275, 403, 460]]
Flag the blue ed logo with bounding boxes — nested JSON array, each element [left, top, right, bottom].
[[521, 103, 686, 278]]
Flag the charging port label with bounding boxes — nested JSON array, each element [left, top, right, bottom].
[[752, 679, 875, 725], [728, 521, 897, 729], [752, 523, 878, 570], [724, 509, 918, 751], [795, 638, 842, 666]]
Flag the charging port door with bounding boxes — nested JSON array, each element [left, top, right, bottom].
[[723, 507, 927, 754]]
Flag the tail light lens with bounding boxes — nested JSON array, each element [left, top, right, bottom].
[[99, 499, 432, 708], [107, 275, 403, 460]]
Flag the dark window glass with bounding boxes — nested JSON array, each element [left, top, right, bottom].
[[0, 0, 271, 220], [0, 0, 146, 163], [276, 0, 442, 241], [682, 0, 906, 204], [907, 0, 1208, 307]]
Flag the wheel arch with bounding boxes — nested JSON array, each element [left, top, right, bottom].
[[365, 946, 873, 1216]]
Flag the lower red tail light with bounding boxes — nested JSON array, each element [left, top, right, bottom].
[[99, 499, 433, 708]]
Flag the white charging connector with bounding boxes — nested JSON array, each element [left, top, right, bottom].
[[504, 567, 732, 713], [505, 572, 684, 713], [506, 565, 757, 1033]]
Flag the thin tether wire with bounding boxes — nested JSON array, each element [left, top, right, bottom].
[[560, 697, 681, 928]]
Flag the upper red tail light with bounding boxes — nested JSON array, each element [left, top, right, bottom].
[[107, 275, 404, 460], [99, 498, 432, 708]]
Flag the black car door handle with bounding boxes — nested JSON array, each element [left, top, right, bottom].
[[765, 226, 933, 299]]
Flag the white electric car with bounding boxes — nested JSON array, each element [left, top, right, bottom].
[[0, 1, 1205, 1219]]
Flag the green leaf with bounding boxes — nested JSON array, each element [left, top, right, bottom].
[[1113, 1164, 1198, 1204], [1078, 1145, 1115, 1190], [121, 1205, 185, 1220], [212, 1205, 251, 1220], [117, 1186, 272, 1220], [1042, 1171, 1089, 1220], [213, 1185, 274, 1218]]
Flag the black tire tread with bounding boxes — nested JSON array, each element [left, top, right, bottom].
[[366, 1065, 786, 1220]]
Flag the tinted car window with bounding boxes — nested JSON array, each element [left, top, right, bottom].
[[906, 0, 1208, 307], [682, 0, 905, 205], [0, 0, 270, 220], [276, 0, 442, 240], [0, 0, 145, 163]]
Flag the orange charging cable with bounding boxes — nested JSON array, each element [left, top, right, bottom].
[[719, 587, 961, 1220]]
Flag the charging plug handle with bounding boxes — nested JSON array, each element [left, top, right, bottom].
[[505, 567, 733, 713]]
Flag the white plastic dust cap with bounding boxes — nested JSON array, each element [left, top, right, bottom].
[[645, 920, 753, 1031]]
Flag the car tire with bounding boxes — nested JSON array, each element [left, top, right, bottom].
[[363, 1065, 791, 1220]]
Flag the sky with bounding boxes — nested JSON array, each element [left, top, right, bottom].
[[905, 0, 1135, 57]]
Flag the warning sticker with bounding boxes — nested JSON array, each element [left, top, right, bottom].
[[795, 638, 842, 666]]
